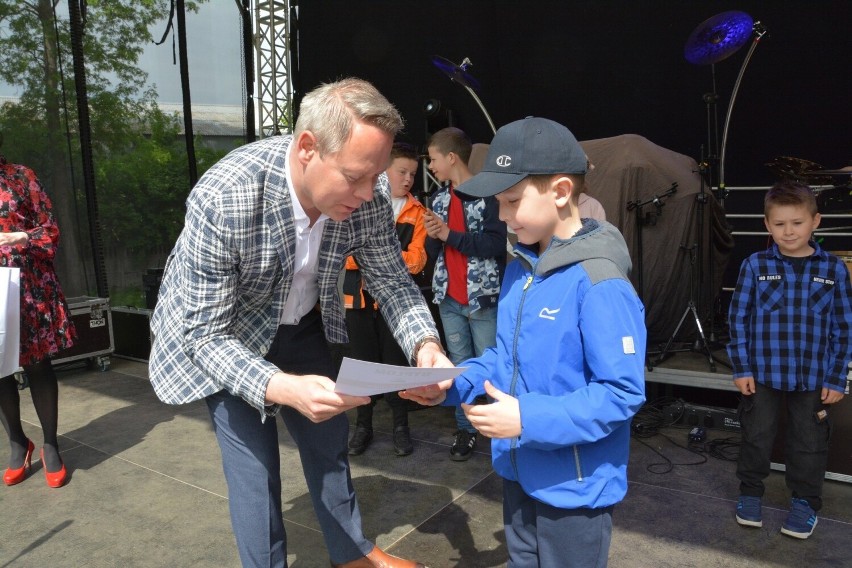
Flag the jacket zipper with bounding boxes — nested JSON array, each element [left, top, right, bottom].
[[510, 271, 535, 478], [573, 445, 584, 482]]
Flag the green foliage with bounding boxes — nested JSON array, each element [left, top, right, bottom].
[[0, 1, 196, 109], [0, 0, 218, 254], [95, 103, 229, 250], [0, 95, 229, 252], [109, 285, 145, 309], [0, 102, 51, 173]]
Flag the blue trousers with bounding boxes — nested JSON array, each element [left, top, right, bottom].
[[206, 311, 372, 567], [438, 297, 497, 433], [503, 479, 613, 568]]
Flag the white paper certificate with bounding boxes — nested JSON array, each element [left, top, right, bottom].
[[334, 357, 467, 396]]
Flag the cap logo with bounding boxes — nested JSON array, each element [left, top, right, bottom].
[[495, 155, 512, 168]]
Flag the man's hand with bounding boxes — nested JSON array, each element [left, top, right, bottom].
[[415, 339, 452, 369], [265, 371, 370, 423], [423, 210, 449, 241], [399, 340, 454, 406], [733, 376, 756, 396], [821, 387, 845, 405], [462, 380, 521, 439]]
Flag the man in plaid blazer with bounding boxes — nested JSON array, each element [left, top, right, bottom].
[[149, 78, 448, 568]]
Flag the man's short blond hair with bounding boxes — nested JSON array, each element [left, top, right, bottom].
[[294, 78, 403, 156]]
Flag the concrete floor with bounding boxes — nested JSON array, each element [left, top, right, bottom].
[[1, 356, 850, 568]]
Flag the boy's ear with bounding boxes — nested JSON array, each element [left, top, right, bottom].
[[553, 176, 575, 207]]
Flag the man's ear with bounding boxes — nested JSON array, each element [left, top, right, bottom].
[[294, 130, 318, 164]]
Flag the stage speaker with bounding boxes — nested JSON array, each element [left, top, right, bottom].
[[111, 306, 153, 362], [771, 371, 852, 483]]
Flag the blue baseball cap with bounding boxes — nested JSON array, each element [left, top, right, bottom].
[[456, 117, 587, 199]]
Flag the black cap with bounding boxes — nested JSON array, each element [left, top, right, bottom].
[[456, 117, 587, 198]]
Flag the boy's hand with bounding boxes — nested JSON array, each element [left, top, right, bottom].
[[733, 376, 756, 395], [399, 381, 451, 406], [821, 387, 845, 405], [423, 210, 449, 241], [462, 380, 521, 439]]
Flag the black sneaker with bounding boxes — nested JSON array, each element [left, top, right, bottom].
[[450, 430, 477, 461], [348, 427, 373, 456], [393, 426, 413, 456]]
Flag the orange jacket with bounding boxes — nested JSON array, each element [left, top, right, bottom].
[[344, 193, 427, 309]]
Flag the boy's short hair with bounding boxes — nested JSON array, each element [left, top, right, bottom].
[[527, 173, 586, 195], [390, 141, 418, 162], [764, 181, 818, 217], [427, 127, 472, 164]]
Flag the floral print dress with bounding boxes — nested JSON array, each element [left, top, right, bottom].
[[0, 157, 75, 367]]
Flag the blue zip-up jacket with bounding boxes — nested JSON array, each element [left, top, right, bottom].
[[444, 220, 647, 509], [727, 241, 852, 393]]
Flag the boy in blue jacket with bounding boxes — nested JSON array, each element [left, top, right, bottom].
[[404, 117, 647, 567]]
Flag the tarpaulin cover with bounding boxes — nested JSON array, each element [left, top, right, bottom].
[[581, 134, 734, 345]]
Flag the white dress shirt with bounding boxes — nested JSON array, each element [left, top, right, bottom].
[[279, 144, 329, 324]]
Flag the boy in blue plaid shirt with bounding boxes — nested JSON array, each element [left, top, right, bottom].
[[728, 181, 851, 539]]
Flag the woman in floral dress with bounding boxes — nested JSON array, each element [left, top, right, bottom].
[[0, 151, 76, 488]]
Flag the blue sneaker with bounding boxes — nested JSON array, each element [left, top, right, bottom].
[[781, 498, 818, 539], [735, 495, 763, 527]]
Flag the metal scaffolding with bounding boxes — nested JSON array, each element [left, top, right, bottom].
[[254, 0, 294, 138]]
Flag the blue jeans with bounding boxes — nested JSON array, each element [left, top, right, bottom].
[[438, 297, 497, 432], [206, 311, 372, 567], [736, 382, 830, 511], [503, 479, 612, 568]]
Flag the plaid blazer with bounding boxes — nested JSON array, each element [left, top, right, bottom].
[[148, 136, 438, 414]]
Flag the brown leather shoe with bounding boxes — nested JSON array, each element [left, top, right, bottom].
[[331, 545, 427, 568]]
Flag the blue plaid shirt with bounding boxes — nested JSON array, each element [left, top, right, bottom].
[[727, 241, 852, 393]]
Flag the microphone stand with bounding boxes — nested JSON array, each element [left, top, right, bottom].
[[649, 169, 730, 373], [626, 183, 678, 305], [627, 183, 677, 371]]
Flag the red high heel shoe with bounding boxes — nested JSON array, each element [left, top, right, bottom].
[[41, 448, 67, 488], [3, 439, 35, 486]]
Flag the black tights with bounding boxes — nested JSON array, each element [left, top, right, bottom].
[[0, 359, 61, 470]]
